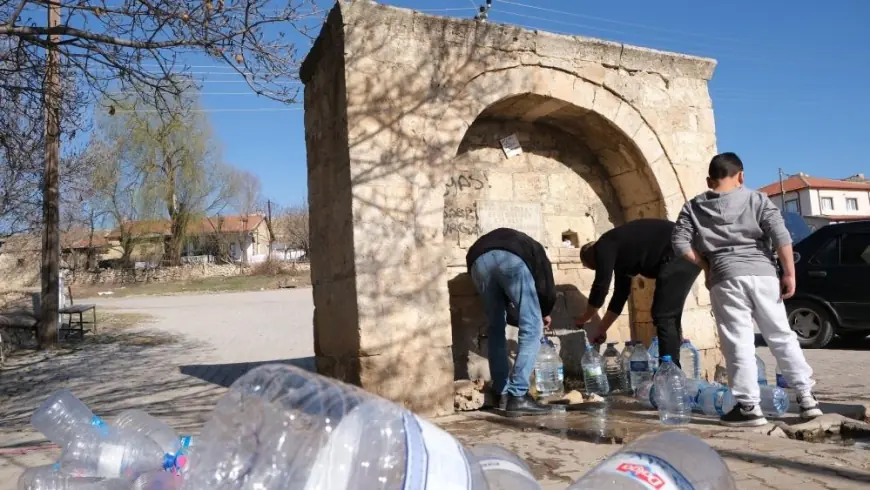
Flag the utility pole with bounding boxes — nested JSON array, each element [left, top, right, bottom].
[[40, 2, 61, 348], [266, 199, 274, 257], [778, 168, 787, 209]]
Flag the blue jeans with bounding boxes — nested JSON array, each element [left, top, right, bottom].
[[470, 250, 543, 397]]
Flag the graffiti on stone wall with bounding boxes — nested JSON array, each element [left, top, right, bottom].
[[443, 170, 489, 240]]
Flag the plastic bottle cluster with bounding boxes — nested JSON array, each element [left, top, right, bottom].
[[19, 389, 191, 490], [20, 365, 741, 489]]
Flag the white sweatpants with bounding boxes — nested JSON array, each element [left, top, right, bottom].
[[710, 275, 815, 406]]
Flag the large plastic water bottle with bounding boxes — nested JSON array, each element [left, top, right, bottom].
[[17, 465, 130, 490], [60, 428, 176, 479], [620, 342, 635, 393], [533, 337, 564, 398], [602, 343, 624, 393], [648, 336, 660, 372], [581, 340, 610, 396], [629, 343, 654, 390], [31, 389, 108, 449], [697, 384, 790, 417], [652, 356, 690, 426], [679, 339, 701, 379], [468, 444, 541, 490], [112, 410, 191, 458], [776, 365, 789, 388], [685, 379, 718, 412], [756, 354, 768, 386], [182, 363, 494, 490], [133, 471, 184, 490], [634, 381, 658, 409], [565, 431, 737, 490]]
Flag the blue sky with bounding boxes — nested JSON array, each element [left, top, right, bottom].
[[194, 0, 869, 205]]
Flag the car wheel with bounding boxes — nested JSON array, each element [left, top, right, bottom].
[[786, 300, 835, 349]]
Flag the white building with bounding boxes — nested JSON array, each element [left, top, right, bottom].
[[759, 173, 870, 229]]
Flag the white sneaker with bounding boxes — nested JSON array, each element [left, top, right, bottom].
[[797, 391, 823, 419]]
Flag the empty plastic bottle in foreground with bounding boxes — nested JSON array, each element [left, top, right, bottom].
[[629, 343, 653, 391], [468, 444, 541, 490], [31, 389, 108, 449], [697, 384, 790, 417], [17, 465, 130, 490], [533, 336, 564, 398], [133, 471, 183, 490], [602, 343, 624, 393], [60, 429, 175, 479], [679, 339, 701, 379], [653, 355, 690, 426], [112, 410, 191, 458], [566, 431, 737, 490], [756, 354, 768, 386], [620, 342, 635, 393], [634, 381, 658, 409], [648, 336, 660, 372], [581, 338, 610, 396], [182, 363, 491, 490]]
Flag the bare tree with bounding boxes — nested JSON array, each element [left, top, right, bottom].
[[229, 168, 262, 264], [280, 203, 309, 259], [1, 0, 320, 345]]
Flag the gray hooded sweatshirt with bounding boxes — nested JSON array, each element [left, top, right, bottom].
[[672, 186, 792, 287]]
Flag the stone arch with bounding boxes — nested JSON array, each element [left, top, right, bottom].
[[442, 67, 686, 381]]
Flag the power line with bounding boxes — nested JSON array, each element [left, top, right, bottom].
[[112, 107, 303, 113]]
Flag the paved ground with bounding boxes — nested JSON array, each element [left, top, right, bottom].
[[1, 289, 869, 489]]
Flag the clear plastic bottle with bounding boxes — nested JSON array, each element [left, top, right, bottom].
[[652, 355, 690, 426], [648, 336, 660, 372], [581, 339, 610, 396], [629, 343, 654, 390], [620, 342, 635, 393], [133, 471, 184, 490], [566, 431, 737, 490], [468, 444, 541, 490], [182, 363, 489, 490], [679, 339, 701, 379], [685, 379, 718, 412], [60, 428, 175, 479], [112, 410, 189, 459], [533, 337, 564, 398], [17, 465, 129, 490], [696, 384, 790, 417], [602, 343, 624, 394], [31, 389, 108, 449], [634, 381, 658, 409], [756, 354, 768, 386]]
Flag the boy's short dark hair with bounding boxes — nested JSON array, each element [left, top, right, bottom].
[[708, 152, 744, 180]]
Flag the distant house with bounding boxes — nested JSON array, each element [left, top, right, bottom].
[[106, 214, 273, 264], [759, 173, 870, 229], [60, 228, 118, 269]]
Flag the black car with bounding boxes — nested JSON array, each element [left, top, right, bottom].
[[786, 220, 870, 348]]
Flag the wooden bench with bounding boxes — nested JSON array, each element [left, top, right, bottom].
[[58, 287, 97, 340]]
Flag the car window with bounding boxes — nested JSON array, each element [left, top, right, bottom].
[[809, 237, 839, 265], [840, 234, 870, 266]]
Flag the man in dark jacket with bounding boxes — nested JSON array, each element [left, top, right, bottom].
[[467, 228, 559, 416], [575, 218, 701, 365]]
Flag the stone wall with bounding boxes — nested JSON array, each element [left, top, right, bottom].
[[65, 263, 250, 286], [301, 2, 722, 415]]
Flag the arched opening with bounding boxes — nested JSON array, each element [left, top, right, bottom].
[[447, 93, 668, 380]]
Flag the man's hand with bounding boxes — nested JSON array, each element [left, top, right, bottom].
[[781, 274, 796, 300], [703, 269, 712, 290], [543, 315, 552, 331], [589, 325, 607, 345]]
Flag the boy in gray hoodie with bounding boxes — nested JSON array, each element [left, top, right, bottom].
[[672, 152, 822, 427]]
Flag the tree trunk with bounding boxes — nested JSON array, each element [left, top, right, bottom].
[[39, 3, 62, 348]]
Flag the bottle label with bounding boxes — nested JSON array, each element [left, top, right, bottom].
[[179, 435, 193, 449], [403, 413, 471, 490], [630, 361, 650, 372], [593, 451, 695, 490], [712, 387, 729, 416], [776, 374, 789, 389], [557, 366, 564, 382], [584, 366, 603, 377], [97, 443, 125, 478], [478, 458, 535, 479]]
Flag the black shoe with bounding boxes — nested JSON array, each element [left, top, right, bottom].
[[797, 391, 823, 420], [484, 390, 507, 411], [504, 394, 557, 417], [720, 403, 768, 427]]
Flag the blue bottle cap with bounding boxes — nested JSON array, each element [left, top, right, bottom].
[[163, 452, 178, 470], [661, 355, 673, 362]]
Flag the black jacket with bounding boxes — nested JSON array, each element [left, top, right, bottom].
[[466, 228, 558, 316]]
